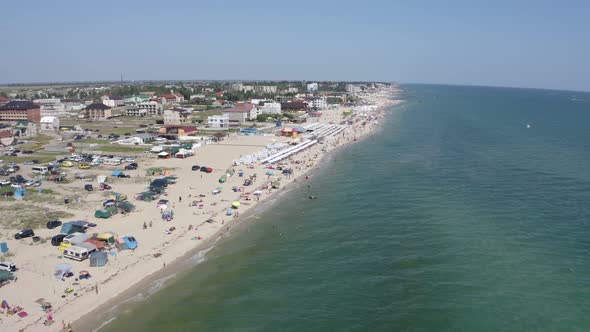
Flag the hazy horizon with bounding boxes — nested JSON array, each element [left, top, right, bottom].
[[1, 0, 588, 92]]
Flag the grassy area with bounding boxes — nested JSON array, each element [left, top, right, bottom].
[[0, 203, 74, 229], [23, 189, 62, 204], [79, 138, 109, 144], [0, 154, 59, 164], [87, 145, 150, 153]]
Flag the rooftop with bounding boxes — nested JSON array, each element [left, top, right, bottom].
[[85, 103, 111, 110], [0, 100, 39, 111]]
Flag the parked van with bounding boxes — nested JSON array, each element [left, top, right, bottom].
[[63, 242, 97, 261], [102, 157, 123, 166], [32, 166, 49, 174], [62, 232, 90, 245]]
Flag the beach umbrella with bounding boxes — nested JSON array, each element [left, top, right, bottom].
[[231, 201, 240, 208]]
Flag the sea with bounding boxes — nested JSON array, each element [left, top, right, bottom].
[[99, 84, 590, 332]]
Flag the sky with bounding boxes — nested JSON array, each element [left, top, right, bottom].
[[0, 0, 589, 91]]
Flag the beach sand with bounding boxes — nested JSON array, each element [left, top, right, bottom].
[[0, 88, 400, 332]]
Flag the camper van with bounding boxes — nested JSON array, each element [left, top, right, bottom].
[[63, 242, 97, 261], [102, 157, 123, 166], [62, 232, 90, 245], [32, 166, 49, 174]]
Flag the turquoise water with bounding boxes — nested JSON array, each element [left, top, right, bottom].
[[100, 85, 590, 332]]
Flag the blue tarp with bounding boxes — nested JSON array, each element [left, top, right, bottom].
[[0, 242, 8, 253], [14, 189, 25, 197], [111, 170, 123, 177]]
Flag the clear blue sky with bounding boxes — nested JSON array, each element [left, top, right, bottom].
[[1, 0, 589, 91]]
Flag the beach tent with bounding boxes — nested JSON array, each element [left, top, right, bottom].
[[0, 270, 15, 284], [54, 263, 72, 280], [94, 209, 110, 219], [231, 201, 240, 208], [158, 151, 171, 159], [137, 192, 157, 201], [161, 210, 174, 221], [97, 232, 117, 245], [97, 175, 107, 184], [89, 252, 108, 267], [219, 175, 227, 183], [118, 201, 135, 213], [111, 170, 123, 177], [85, 238, 105, 250], [60, 221, 88, 235], [109, 192, 127, 202], [148, 186, 166, 194], [151, 179, 168, 188], [292, 126, 306, 133]]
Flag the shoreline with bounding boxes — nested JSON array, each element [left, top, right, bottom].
[[1, 89, 401, 332]]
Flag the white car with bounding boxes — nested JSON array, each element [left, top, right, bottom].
[[0, 262, 16, 272], [124, 158, 135, 163], [0, 180, 10, 186]]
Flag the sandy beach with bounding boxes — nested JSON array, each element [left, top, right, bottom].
[[0, 87, 400, 332]]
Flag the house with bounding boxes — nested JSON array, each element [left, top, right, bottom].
[[163, 108, 191, 125], [40, 116, 60, 132], [102, 96, 125, 107], [127, 102, 163, 117], [62, 99, 86, 112], [0, 96, 11, 107], [207, 114, 229, 128], [158, 125, 198, 138], [280, 102, 308, 112], [258, 102, 282, 115], [306, 96, 327, 110], [13, 120, 38, 137], [0, 100, 41, 122], [114, 133, 157, 145], [160, 93, 184, 104], [307, 83, 318, 92], [223, 103, 254, 127], [84, 103, 112, 120], [124, 95, 150, 105], [35, 98, 67, 117]]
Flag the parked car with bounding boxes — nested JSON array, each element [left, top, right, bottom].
[[0, 179, 10, 186], [12, 165, 20, 172], [191, 165, 200, 171], [84, 184, 94, 191], [22, 150, 34, 154], [51, 234, 67, 246], [14, 228, 35, 239], [47, 220, 63, 229], [125, 163, 138, 170], [117, 173, 131, 178], [0, 262, 16, 272]]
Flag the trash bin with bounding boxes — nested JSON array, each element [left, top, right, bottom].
[[64, 198, 70, 204]]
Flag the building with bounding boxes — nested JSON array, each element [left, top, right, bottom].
[[231, 84, 277, 94], [258, 102, 282, 115], [306, 96, 327, 110], [126, 102, 163, 117], [280, 102, 307, 112], [158, 125, 198, 138], [346, 84, 362, 96], [207, 114, 230, 128], [0, 96, 11, 107], [275, 95, 294, 103], [160, 93, 185, 104], [84, 103, 112, 120], [163, 108, 191, 125], [102, 96, 125, 107], [223, 102, 255, 127], [40, 116, 60, 132], [0, 101, 41, 122], [35, 99, 67, 117], [13, 121, 38, 137], [307, 83, 319, 93], [62, 99, 86, 111], [124, 95, 150, 105]]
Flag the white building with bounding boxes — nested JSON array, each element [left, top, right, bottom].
[[137, 102, 163, 116], [35, 99, 67, 117], [307, 96, 327, 110], [40, 116, 60, 132], [307, 83, 319, 93], [164, 108, 191, 125], [346, 84, 362, 96], [102, 96, 125, 107], [126, 107, 148, 117], [207, 114, 230, 128], [62, 99, 86, 112], [258, 102, 282, 115]]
